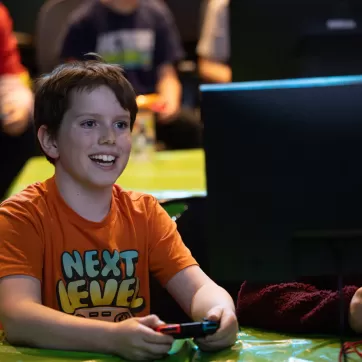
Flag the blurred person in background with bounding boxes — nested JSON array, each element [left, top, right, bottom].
[[0, 2, 35, 200], [60, 0, 202, 150], [197, 0, 231, 84]]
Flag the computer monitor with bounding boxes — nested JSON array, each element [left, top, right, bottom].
[[201, 76, 362, 283], [230, 0, 362, 82]]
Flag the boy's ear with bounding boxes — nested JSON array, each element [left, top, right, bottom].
[[37, 125, 59, 160]]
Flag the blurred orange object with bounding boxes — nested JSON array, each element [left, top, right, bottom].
[[133, 94, 162, 158], [136, 94, 166, 113]]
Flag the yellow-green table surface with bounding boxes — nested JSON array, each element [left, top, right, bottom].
[[0, 327, 359, 361], [7, 150, 206, 200]]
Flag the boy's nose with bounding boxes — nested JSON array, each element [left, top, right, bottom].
[[99, 127, 116, 144]]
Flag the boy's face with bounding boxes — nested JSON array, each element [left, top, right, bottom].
[[101, 0, 139, 14], [47, 85, 132, 190]]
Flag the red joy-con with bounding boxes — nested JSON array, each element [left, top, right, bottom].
[[155, 324, 181, 335]]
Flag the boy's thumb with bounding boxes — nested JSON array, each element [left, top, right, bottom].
[[138, 314, 165, 328], [206, 306, 223, 321]]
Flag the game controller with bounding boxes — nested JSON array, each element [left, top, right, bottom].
[[154, 319, 219, 339]]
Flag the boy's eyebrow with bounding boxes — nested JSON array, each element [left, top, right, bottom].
[[74, 112, 130, 120]]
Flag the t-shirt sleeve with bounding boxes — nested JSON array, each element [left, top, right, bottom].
[[60, 17, 96, 62], [148, 198, 198, 286], [0, 200, 44, 281], [196, 0, 230, 62], [0, 4, 25, 75], [153, 5, 185, 68]]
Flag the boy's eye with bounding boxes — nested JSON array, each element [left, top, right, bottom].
[[116, 121, 129, 129], [81, 120, 96, 128]]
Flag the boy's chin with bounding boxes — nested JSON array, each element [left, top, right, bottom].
[[86, 175, 121, 189]]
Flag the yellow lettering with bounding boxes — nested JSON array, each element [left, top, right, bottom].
[[57, 280, 74, 314], [89, 279, 118, 306], [116, 278, 135, 307], [130, 278, 144, 309], [67, 280, 88, 310]]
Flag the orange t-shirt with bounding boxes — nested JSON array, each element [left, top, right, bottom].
[[0, 177, 197, 322]]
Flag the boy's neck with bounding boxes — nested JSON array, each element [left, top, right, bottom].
[[54, 167, 113, 223]]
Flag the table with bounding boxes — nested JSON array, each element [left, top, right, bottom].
[[7, 150, 206, 200], [0, 327, 359, 361]]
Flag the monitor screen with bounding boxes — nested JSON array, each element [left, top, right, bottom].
[[201, 76, 362, 283]]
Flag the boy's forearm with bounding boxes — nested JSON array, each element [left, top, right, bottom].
[[3, 301, 117, 354], [190, 282, 235, 321]]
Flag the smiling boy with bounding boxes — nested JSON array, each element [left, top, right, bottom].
[[0, 58, 237, 360]]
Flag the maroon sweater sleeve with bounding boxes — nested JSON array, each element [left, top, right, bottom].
[[236, 279, 359, 334]]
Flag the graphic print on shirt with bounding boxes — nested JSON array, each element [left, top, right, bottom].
[[56, 249, 146, 322], [96, 29, 155, 70]]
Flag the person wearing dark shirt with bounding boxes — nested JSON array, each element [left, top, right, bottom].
[[61, 0, 202, 150], [237, 276, 362, 335]]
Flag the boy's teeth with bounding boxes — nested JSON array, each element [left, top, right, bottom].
[[90, 155, 116, 162]]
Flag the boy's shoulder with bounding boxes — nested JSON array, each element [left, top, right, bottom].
[[0, 180, 53, 237], [112, 184, 159, 214], [0, 179, 52, 215], [0, 182, 166, 227]]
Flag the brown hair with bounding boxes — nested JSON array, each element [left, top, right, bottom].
[[34, 55, 138, 164]]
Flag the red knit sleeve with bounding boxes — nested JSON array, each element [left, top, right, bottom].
[[0, 4, 25, 75], [236, 280, 359, 334]]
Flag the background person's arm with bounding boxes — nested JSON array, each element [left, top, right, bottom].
[[198, 57, 231, 84], [0, 3, 24, 76], [237, 279, 359, 334], [0, 3, 33, 136], [153, 3, 184, 122], [156, 64, 182, 122], [197, 0, 231, 84]]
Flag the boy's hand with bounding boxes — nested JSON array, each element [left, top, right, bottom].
[[195, 306, 238, 352], [112, 314, 174, 360], [349, 287, 362, 333]]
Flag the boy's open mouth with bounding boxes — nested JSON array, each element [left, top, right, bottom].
[[89, 154, 117, 166]]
